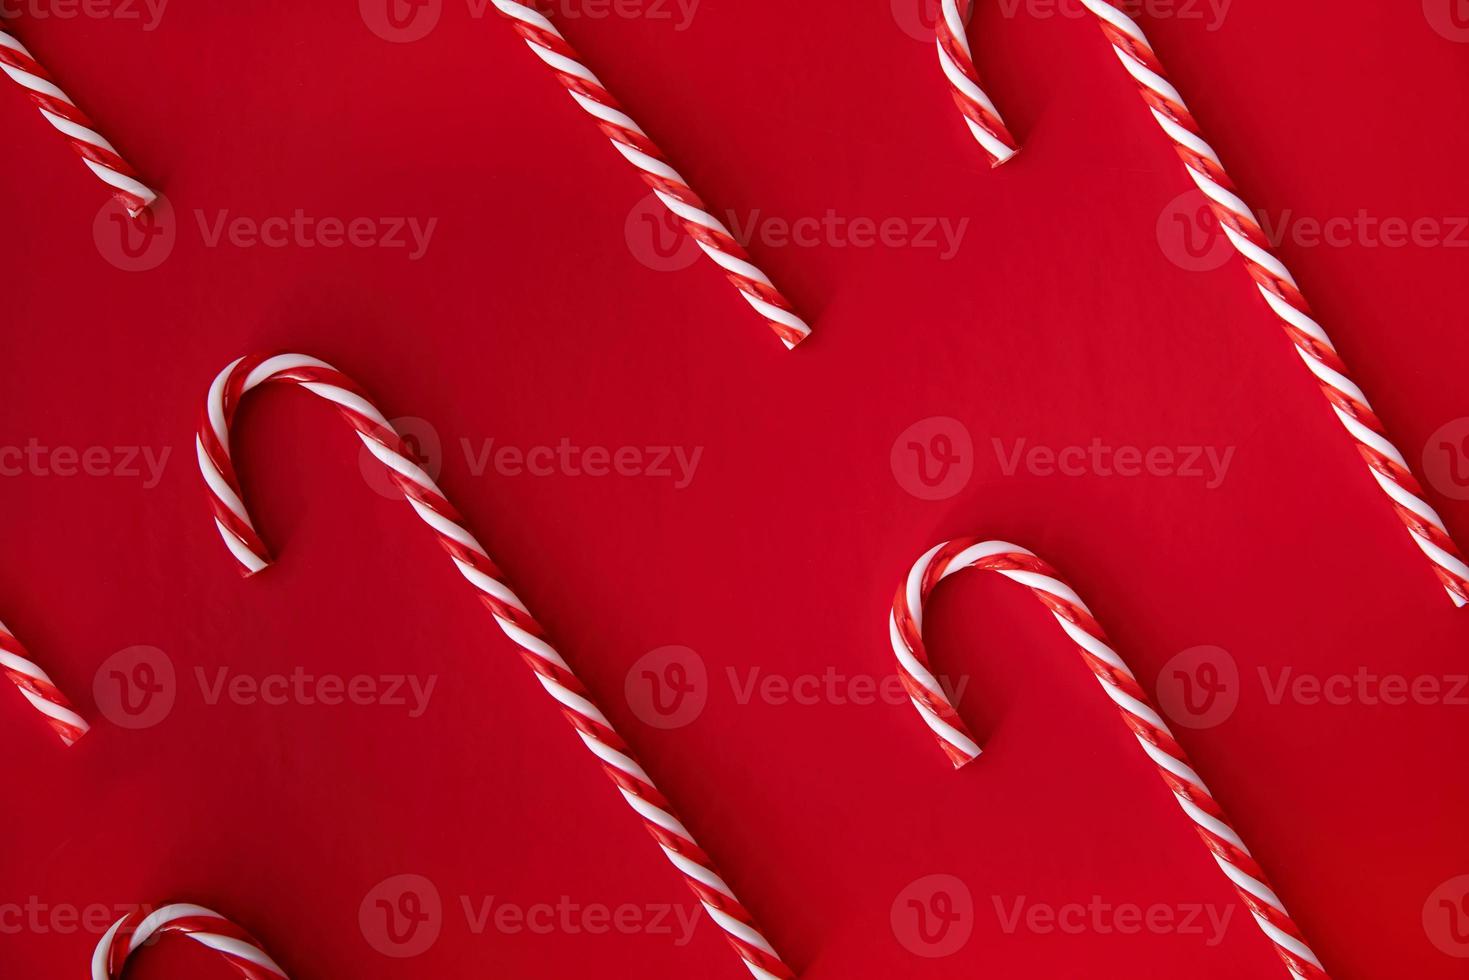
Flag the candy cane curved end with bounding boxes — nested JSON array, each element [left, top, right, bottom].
[[0, 619, 88, 746], [92, 904, 287, 980], [196, 353, 794, 979], [890, 538, 1331, 980]]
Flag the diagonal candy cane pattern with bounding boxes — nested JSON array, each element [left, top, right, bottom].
[[0, 617, 87, 746], [93, 904, 287, 980], [0, 22, 156, 216], [890, 538, 1330, 980], [490, 0, 810, 350], [195, 353, 793, 980], [937, 0, 1019, 165], [1074, 0, 1468, 606]]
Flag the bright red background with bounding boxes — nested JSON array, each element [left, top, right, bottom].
[[4, 1, 1468, 977]]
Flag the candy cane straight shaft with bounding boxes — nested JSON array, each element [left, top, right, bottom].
[[938, 0, 1019, 165], [196, 354, 793, 980], [94, 904, 287, 979], [0, 23, 156, 216], [891, 539, 1329, 980], [0, 618, 87, 745], [1076, 0, 1469, 606], [490, 0, 811, 349]]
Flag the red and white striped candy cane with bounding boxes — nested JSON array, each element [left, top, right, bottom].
[[0, 22, 156, 216], [890, 539, 1329, 980], [0, 617, 87, 746], [196, 354, 793, 980], [937, 0, 1019, 165], [93, 904, 287, 979], [490, 0, 811, 350], [1070, 1, 1468, 607]]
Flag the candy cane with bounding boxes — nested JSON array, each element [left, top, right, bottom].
[[938, 7, 1468, 604], [937, 0, 1019, 165], [93, 904, 287, 979], [0, 618, 87, 746], [1073, 4, 1464, 605], [195, 353, 793, 980], [890, 539, 1329, 980], [490, 1, 810, 350], [0, 22, 156, 216]]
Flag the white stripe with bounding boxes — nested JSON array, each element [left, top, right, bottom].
[[187, 933, 287, 976], [525, 40, 602, 88], [0, 649, 52, 683], [1, 63, 71, 103], [704, 902, 779, 957], [411, 501, 490, 557], [532, 670, 611, 727], [567, 91, 644, 135], [662, 845, 734, 898], [618, 787, 693, 841], [37, 107, 117, 153]]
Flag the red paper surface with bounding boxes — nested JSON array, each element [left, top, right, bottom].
[[4, 2, 1468, 977]]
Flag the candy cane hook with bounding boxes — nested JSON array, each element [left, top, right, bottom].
[[0, 22, 157, 216], [490, 0, 811, 350], [890, 539, 1329, 980], [196, 353, 793, 980], [93, 904, 286, 979], [939, 4, 1469, 606], [0, 617, 87, 745]]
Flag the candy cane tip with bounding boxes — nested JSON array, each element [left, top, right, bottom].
[[989, 146, 1020, 168], [946, 744, 981, 769]]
